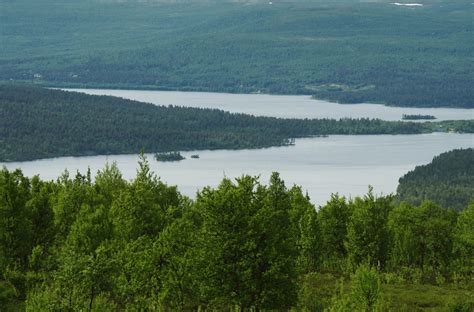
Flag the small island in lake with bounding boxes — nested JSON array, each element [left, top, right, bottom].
[[154, 151, 185, 162], [191, 154, 200, 159], [402, 114, 436, 120]]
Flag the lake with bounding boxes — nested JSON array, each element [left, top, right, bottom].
[[64, 88, 474, 121], [2, 133, 472, 206]]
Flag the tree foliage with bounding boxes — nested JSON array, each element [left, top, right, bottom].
[[0, 161, 472, 310]]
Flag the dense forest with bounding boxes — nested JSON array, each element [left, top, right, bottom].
[[397, 148, 474, 212], [402, 114, 436, 121], [4, 84, 470, 162], [0, 157, 473, 311], [1, 0, 473, 108], [154, 151, 185, 162]]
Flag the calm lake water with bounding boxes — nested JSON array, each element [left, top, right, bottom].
[[3, 133, 473, 206], [64, 88, 474, 121]]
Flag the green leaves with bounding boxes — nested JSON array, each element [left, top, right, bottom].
[[193, 173, 300, 310], [388, 201, 457, 273], [345, 189, 392, 270], [0, 163, 472, 310], [0, 169, 33, 271], [351, 264, 381, 311], [452, 202, 474, 279], [318, 194, 351, 270]]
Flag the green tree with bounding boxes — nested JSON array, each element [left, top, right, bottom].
[[0, 168, 33, 301], [388, 202, 419, 269], [54, 203, 114, 311], [351, 264, 381, 312], [288, 186, 320, 273], [255, 173, 298, 309], [345, 189, 392, 270], [416, 201, 457, 271], [0, 169, 32, 270], [94, 162, 127, 208], [110, 236, 161, 310], [452, 202, 474, 277], [110, 154, 181, 241], [156, 209, 201, 310], [195, 176, 261, 309], [27, 176, 55, 249], [388, 200, 457, 280], [318, 194, 351, 270], [195, 173, 298, 310], [52, 170, 95, 242], [108, 155, 184, 309]]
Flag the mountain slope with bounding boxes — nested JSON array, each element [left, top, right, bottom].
[[1, 0, 472, 107]]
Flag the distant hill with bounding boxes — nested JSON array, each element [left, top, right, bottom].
[[0, 84, 453, 162], [1, 0, 472, 107], [397, 149, 474, 211]]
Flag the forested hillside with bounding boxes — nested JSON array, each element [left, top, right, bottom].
[[397, 148, 474, 211], [1, 0, 472, 107], [1, 159, 473, 310], [2, 84, 459, 162]]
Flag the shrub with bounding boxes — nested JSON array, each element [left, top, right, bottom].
[[351, 264, 381, 311]]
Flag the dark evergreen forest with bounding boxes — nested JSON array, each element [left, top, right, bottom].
[[397, 148, 474, 212], [3, 84, 464, 162]]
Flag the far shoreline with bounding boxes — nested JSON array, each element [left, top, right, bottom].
[[3, 80, 472, 110]]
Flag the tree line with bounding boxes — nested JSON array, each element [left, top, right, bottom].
[[1, 156, 473, 310], [1, 84, 471, 162]]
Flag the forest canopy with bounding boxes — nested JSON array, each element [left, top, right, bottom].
[[0, 157, 473, 310], [1, 0, 473, 107], [3, 84, 467, 162], [397, 148, 474, 211]]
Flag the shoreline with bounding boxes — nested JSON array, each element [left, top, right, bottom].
[[4, 80, 473, 110]]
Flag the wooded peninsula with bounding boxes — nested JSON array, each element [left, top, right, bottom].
[[1, 84, 472, 162], [397, 148, 474, 212]]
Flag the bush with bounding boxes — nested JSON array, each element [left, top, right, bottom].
[[351, 264, 381, 311], [25, 287, 57, 312], [0, 280, 18, 305], [380, 272, 404, 285], [447, 300, 474, 312], [3, 270, 26, 300], [298, 273, 336, 311]]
